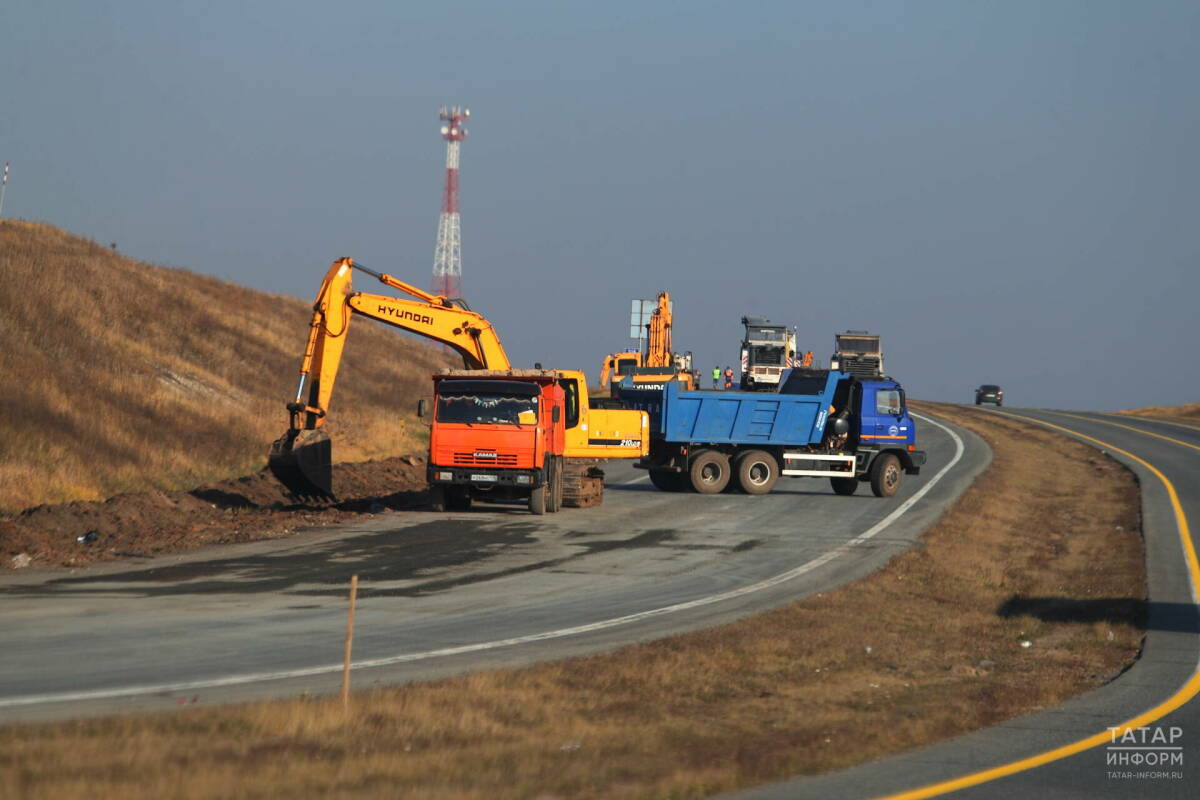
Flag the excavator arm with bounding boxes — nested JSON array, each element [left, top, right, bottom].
[[645, 291, 674, 368], [269, 257, 510, 498]]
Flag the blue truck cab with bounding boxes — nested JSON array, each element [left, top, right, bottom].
[[614, 368, 926, 497], [855, 380, 918, 452]]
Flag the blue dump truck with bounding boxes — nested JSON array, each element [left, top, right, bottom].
[[614, 368, 926, 497]]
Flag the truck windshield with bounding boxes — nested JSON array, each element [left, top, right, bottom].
[[437, 393, 538, 426], [747, 328, 786, 342], [836, 338, 879, 354], [875, 389, 902, 416], [750, 345, 785, 365]]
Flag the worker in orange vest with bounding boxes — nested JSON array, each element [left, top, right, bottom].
[[723, 366, 734, 390]]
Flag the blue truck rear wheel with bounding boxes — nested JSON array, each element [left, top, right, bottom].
[[689, 450, 731, 494], [736, 450, 778, 495]]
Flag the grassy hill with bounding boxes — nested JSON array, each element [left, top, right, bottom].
[[0, 220, 452, 514]]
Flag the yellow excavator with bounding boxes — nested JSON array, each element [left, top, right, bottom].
[[599, 291, 695, 390], [268, 258, 647, 504]]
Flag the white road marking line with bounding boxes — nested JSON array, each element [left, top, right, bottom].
[[0, 414, 964, 709]]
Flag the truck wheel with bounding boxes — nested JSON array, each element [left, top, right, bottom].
[[830, 477, 858, 496], [689, 450, 731, 494], [736, 450, 778, 495], [547, 457, 563, 513], [528, 484, 547, 515], [649, 470, 685, 492], [447, 486, 472, 511], [429, 485, 446, 512], [869, 453, 902, 498]]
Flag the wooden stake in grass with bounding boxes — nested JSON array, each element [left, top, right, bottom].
[[341, 574, 358, 712]]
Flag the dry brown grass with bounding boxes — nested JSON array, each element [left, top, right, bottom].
[[0, 220, 452, 514], [0, 403, 1145, 799], [1116, 402, 1200, 421]]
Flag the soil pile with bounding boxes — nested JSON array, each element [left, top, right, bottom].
[[2, 458, 429, 569]]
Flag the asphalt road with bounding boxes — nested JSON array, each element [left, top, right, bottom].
[[0, 412, 983, 722], [730, 408, 1200, 800]]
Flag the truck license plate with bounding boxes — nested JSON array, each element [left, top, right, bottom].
[[470, 474, 498, 482]]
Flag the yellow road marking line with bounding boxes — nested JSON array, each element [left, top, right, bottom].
[[873, 409, 1197, 800]]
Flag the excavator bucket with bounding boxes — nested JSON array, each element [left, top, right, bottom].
[[268, 429, 334, 500]]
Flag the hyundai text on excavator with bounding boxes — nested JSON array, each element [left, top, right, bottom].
[[268, 258, 648, 511], [598, 291, 694, 390]]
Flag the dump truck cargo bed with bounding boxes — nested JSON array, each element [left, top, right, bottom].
[[619, 371, 844, 446]]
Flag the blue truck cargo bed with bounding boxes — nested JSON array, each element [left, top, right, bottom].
[[619, 371, 845, 447]]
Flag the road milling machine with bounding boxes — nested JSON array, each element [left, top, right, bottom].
[[739, 316, 813, 391], [268, 258, 647, 511], [598, 291, 694, 390]]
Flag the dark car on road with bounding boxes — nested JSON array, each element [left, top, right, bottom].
[[975, 384, 1003, 406]]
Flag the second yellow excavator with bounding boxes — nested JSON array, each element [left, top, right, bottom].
[[599, 291, 695, 390], [269, 258, 647, 506]]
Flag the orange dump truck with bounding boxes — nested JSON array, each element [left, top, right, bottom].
[[425, 369, 568, 515]]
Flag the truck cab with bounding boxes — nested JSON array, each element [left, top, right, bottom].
[[850, 379, 922, 494], [426, 371, 566, 515], [426, 369, 647, 514], [829, 330, 883, 378], [857, 380, 917, 451]]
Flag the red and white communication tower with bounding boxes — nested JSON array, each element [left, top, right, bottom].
[[432, 105, 469, 298]]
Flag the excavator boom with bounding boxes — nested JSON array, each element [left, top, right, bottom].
[[268, 258, 510, 499], [645, 291, 673, 368]]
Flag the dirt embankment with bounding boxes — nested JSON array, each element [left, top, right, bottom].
[[0, 219, 450, 514], [2, 458, 428, 570]]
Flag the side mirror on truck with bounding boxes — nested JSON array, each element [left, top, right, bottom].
[[552, 406, 561, 423], [417, 398, 429, 418]]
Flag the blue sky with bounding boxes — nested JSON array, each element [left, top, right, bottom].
[[3, 1, 1197, 409]]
